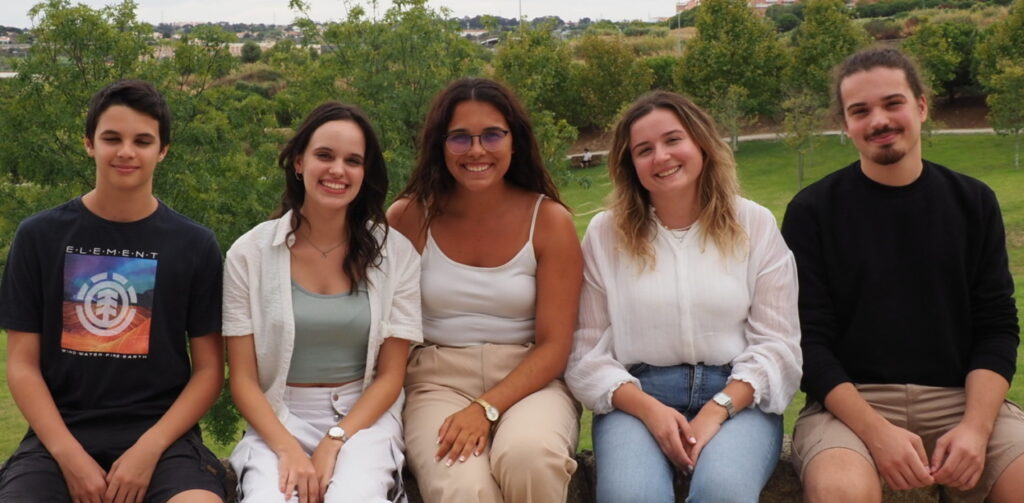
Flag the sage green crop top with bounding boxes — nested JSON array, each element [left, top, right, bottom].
[[286, 280, 370, 384]]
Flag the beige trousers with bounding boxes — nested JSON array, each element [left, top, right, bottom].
[[403, 343, 580, 503]]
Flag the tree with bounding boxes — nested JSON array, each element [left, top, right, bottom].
[[987, 62, 1024, 169], [708, 85, 753, 152], [568, 34, 653, 130], [286, 0, 485, 188], [240, 40, 262, 63], [782, 90, 828, 188], [492, 22, 575, 124], [785, 0, 868, 107], [675, 0, 785, 119], [975, 0, 1024, 90], [167, 24, 237, 95], [903, 20, 978, 98], [643, 54, 682, 91]]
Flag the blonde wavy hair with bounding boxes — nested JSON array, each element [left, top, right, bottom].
[[608, 91, 746, 269]]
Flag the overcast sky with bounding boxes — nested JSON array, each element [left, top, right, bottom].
[[2, 0, 680, 28]]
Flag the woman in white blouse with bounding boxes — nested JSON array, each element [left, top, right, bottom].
[[565, 91, 802, 503], [222, 102, 422, 503]]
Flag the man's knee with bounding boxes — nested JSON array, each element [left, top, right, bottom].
[[802, 448, 881, 503], [989, 454, 1024, 503]]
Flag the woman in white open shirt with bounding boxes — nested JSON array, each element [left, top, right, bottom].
[[223, 103, 421, 503], [565, 91, 802, 503]]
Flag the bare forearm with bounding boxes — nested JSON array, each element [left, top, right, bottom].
[[961, 369, 1008, 434], [8, 362, 83, 459], [7, 331, 85, 462], [823, 382, 889, 439], [136, 365, 222, 452], [336, 374, 403, 436], [612, 382, 662, 421], [479, 340, 570, 413], [230, 376, 303, 455]]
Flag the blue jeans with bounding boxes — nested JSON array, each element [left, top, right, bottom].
[[593, 363, 782, 503]]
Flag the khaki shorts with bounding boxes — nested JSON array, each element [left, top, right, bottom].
[[792, 384, 1024, 502]]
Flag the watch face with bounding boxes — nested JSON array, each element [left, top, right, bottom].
[[485, 406, 499, 422], [328, 426, 345, 439]]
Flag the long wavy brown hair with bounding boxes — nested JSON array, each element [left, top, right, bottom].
[[272, 101, 388, 286], [609, 91, 745, 269], [397, 77, 564, 224]]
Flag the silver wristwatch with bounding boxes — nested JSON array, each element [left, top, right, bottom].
[[712, 392, 736, 419], [327, 425, 349, 443]]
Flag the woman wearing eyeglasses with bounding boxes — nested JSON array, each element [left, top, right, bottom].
[[387, 78, 583, 503]]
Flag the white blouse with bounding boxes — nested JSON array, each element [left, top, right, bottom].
[[222, 211, 423, 424], [565, 197, 802, 415]]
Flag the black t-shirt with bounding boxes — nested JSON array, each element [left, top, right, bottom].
[[781, 160, 1019, 404], [0, 197, 223, 429]]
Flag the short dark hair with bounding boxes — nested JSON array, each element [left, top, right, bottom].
[[397, 77, 564, 224], [85, 79, 172, 148], [272, 101, 389, 285], [832, 47, 928, 122]]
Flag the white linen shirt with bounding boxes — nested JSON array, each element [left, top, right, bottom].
[[222, 211, 423, 424], [565, 197, 802, 415]]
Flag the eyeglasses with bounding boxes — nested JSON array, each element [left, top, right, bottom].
[[443, 129, 510, 155]]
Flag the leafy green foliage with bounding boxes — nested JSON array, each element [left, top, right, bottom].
[[676, 0, 785, 117], [492, 22, 575, 124], [976, 0, 1024, 90], [785, 0, 869, 107], [240, 40, 262, 63], [567, 34, 653, 130], [643, 54, 682, 91], [987, 62, 1024, 168], [766, 3, 806, 32], [782, 90, 828, 188], [903, 19, 979, 98]]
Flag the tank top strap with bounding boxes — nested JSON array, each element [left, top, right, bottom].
[[527, 194, 546, 243]]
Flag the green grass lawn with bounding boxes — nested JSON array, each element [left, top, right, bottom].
[[3, 134, 1023, 458]]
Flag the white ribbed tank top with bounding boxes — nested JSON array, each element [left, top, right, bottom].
[[420, 194, 544, 347]]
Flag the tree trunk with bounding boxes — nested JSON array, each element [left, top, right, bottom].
[[1015, 133, 1020, 170], [797, 152, 805, 190]]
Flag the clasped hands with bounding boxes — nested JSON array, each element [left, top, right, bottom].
[[866, 420, 988, 492], [640, 401, 727, 474]]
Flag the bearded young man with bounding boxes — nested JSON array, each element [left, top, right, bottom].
[[781, 48, 1024, 503]]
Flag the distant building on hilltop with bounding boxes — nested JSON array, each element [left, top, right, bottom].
[[676, 0, 700, 12]]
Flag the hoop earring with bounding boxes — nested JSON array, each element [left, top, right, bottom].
[[295, 172, 303, 181]]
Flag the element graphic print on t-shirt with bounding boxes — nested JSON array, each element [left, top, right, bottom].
[[62, 253, 157, 357]]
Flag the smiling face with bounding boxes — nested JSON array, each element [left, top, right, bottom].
[[443, 100, 513, 192], [294, 119, 366, 215], [840, 66, 928, 170], [629, 107, 704, 205], [84, 105, 167, 195]]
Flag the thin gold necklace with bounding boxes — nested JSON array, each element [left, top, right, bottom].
[[302, 228, 346, 259]]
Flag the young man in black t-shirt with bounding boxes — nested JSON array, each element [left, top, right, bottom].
[[782, 48, 1024, 503], [0, 80, 226, 502]]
